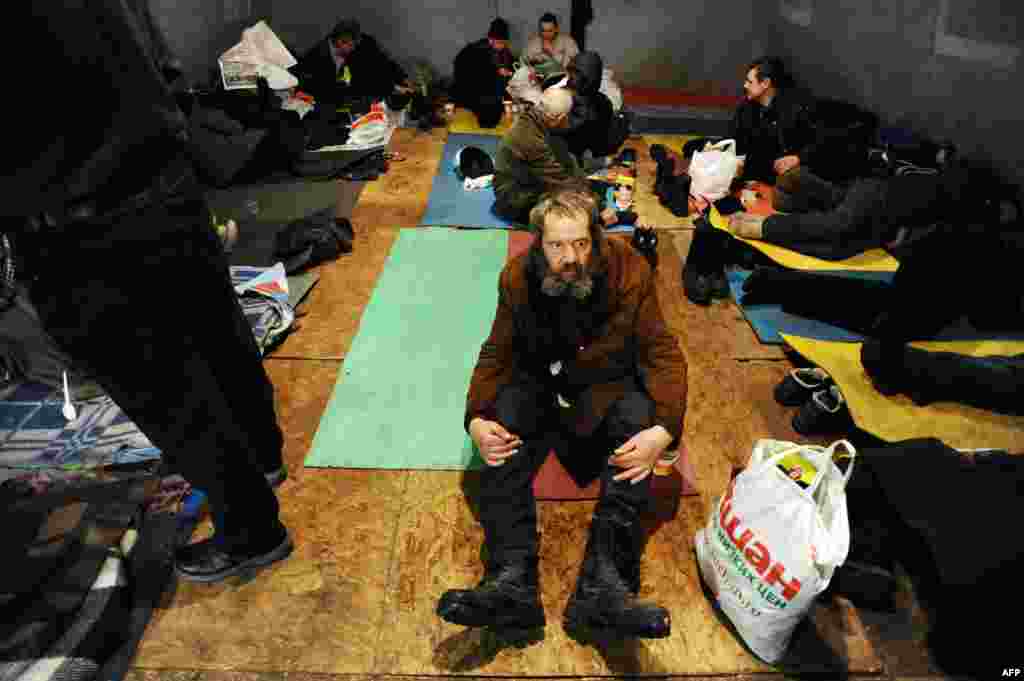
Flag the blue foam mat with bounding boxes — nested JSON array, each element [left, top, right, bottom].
[[420, 133, 633, 233], [729, 268, 1024, 344], [419, 134, 517, 230]]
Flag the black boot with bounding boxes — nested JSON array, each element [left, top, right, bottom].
[[563, 515, 670, 639], [436, 558, 545, 629]]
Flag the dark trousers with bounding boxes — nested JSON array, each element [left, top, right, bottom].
[[772, 166, 847, 213], [467, 94, 504, 129], [845, 439, 1023, 678], [761, 177, 889, 259], [27, 193, 284, 553], [477, 376, 656, 567]]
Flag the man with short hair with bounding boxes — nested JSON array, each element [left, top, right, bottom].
[[493, 87, 617, 225], [731, 57, 817, 191], [437, 189, 686, 639], [452, 18, 515, 129], [291, 18, 414, 111]]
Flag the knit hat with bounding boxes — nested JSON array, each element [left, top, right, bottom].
[[453, 146, 495, 179], [488, 17, 510, 40]]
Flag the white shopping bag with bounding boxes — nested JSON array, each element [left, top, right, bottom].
[[689, 139, 744, 202], [600, 68, 623, 112], [695, 438, 855, 663], [506, 62, 543, 106]]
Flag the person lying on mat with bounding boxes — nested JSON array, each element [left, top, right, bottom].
[[524, 12, 580, 78], [493, 87, 618, 226], [725, 161, 1009, 261], [11, 1, 291, 584], [291, 19, 415, 113], [437, 189, 687, 639], [452, 18, 515, 129]]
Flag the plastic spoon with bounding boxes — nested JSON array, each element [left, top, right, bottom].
[[62, 371, 77, 422]]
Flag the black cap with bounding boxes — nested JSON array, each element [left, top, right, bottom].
[[488, 17, 510, 40]]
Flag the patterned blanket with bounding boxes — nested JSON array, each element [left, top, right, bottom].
[[0, 265, 294, 485]]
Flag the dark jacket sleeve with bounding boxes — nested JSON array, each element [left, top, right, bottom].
[[465, 265, 518, 431], [290, 41, 335, 102], [730, 101, 756, 159], [349, 35, 407, 99], [777, 89, 819, 162]]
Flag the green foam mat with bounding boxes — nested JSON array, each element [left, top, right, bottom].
[[305, 228, 507, 469]]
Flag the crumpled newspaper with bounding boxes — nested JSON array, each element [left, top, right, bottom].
[[219, 20, 298, 91]]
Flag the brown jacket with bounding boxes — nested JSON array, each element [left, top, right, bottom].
[[493, 107, 589, 201], [465, 236, 688, 447]]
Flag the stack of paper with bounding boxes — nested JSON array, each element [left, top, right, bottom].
[[219, 21, 298, 91]]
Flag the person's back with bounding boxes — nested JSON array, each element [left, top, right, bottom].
[[564, 52, 615, 159], [493, 90, 586, 222]]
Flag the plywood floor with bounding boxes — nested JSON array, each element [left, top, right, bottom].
[[128, 129, 957, 680]]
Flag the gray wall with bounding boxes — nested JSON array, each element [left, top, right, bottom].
[[758, 0, 1024, 186], [257, 0, 760, 93], [151, 0, 274, 84]]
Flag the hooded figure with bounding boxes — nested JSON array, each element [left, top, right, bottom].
[[563, 52, 617, 160]]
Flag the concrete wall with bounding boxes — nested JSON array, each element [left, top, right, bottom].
[[151, 0, 274, 84], [759, 0, 1024, 187], [203, 0, 762, 93]]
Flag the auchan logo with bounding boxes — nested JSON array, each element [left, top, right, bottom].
[[718, 479, 803, 604]]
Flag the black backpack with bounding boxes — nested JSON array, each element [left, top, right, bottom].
[[273, 207, 354, 274]]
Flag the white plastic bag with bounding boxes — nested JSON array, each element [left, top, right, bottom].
[[600, 67, 623, 112], [689, 139, 744, 202], [506, 63, 543, 106], [695, 438, 855, 663]]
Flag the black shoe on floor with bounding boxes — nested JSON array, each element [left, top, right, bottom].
[[683, 268, 713, 306], [437, 562, 546, 630], [710, 271, 730, 299], [792, 385, 853, 435], [830, 561, 899, 612], [774, 367, 832, 406], [175, 530, 293, 583]]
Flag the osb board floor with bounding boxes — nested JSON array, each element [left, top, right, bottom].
[[133, 367, 877, 675], [126, 128, 971, 680], [665, 231, 788, 362]]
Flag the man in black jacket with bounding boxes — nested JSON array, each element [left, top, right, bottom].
[[7, 0, 291, 584], [291, 19, 414, 112], [452, 18, 515, 128], [731, 57, 818, 187]]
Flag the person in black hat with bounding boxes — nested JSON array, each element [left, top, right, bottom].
[[452, 18, 515, 128]]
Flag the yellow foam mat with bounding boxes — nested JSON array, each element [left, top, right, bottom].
[[782, 334, 1024, 450], [447, 108, 511, 136], [640, 134, 700, 151], [710, 206, 900, 272]]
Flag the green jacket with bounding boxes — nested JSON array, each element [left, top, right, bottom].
[[494, 107, 588, 201]]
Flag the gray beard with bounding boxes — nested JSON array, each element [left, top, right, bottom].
[[540, 268, 594, 300]]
